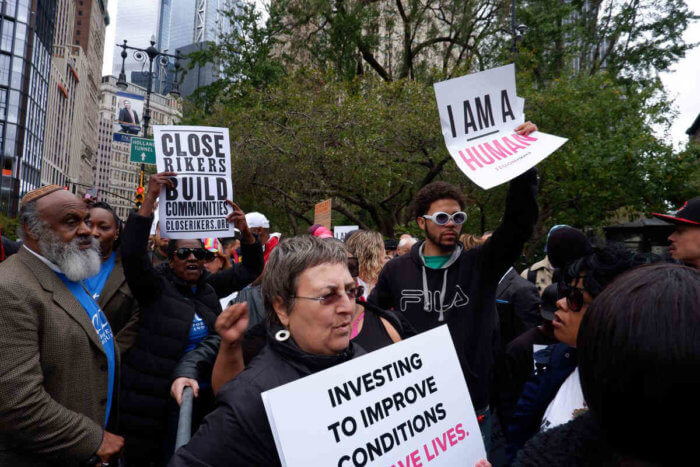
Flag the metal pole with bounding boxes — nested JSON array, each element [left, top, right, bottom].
[[175, 386, 194, 451], [511, 0, 517, 54]]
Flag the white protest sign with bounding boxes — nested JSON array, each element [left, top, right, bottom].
[[434, 64, 567, 189], [262, 325, 486, 467], [334, 225, 359, 241], [154, 125, 236, 239]]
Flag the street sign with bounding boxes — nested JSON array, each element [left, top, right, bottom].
[[129, 137, 156, 164]]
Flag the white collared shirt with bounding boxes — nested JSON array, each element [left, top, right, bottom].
[[23, 245, 62, 273]]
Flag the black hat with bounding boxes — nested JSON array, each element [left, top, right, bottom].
[[547, 226, 593, 270], [540, 283, 558, 321], [653, 196, 700, 226]]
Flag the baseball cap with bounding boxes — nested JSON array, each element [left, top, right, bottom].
[[653, 197, 700, 226], [245, 212, 270, 229]]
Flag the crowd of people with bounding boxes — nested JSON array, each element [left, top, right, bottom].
[[0, 122, 699, 467]]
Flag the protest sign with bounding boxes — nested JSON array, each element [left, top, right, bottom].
[[335, 225, 359, 241], [434, 64, 567, 189], [154, 125, 236, 239], [262, 325, 486, 467], [314, 198, 332, 229]]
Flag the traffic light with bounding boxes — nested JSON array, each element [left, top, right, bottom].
[[135, 186, 145, 208]]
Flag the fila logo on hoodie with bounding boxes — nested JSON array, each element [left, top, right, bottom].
[[399, 285, 470, 322]]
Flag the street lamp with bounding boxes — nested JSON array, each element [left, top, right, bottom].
[[510, 0, 527, 53], [115, 35, 182, 208]]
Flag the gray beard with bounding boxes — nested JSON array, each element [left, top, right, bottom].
[[38, 230, 101, 282]]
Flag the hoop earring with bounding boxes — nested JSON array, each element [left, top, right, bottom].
[[275, 329, 290, 342]]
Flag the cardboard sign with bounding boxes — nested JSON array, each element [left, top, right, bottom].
[[154, 125, 236, 239], [314, 199, 332, 229], [262, 326, 486, 467], [334, 225, 359, 241], [434, 64, 567, 189]]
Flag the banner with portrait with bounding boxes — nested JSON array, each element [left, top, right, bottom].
[[113, 91, 144, 143]]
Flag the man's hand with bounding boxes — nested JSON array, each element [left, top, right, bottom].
[[170, 377, 200, 406], [146, 171, 177, 202], [95, 431, 124, 465], [514, 121, 538, 136], [215, 302, 250, 348], [225, 200, 255, 244]]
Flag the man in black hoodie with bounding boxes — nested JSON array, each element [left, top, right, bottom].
[[368, 122, 539, 450]]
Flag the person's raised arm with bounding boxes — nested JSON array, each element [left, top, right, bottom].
[[211, 302, 248, 395], [206, 200, 264, 297], [121, 172, 176, 304], [477, 122, 539, 283]]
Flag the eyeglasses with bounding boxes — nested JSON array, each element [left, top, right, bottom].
[[293, 286, 365, 306], [422, 211, 467, 225], [175, 248, 215, 262], [557, 281, 585, 312]]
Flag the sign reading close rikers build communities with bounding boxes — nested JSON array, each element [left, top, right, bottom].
[[154, 125, 236, 239], [262, 326, 486, 467], [434, 64, 567, 189]]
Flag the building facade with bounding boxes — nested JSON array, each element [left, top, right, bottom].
[[0, 0, 57, 215], [95, 76, 181, 220], [41, 0, 108, 196]]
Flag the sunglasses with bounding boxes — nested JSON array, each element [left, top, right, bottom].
[[293, 286, 365, 306], [422, 211, 467, 225], [175, 248, 215, 262], [557, 281, 585, 312]]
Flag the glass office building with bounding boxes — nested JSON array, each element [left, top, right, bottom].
[[0, 0, 56, 215]]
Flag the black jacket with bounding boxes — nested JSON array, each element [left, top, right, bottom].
[[495, 267, 541, 350], [514, 413, 618, 466], [368, 168, 538, 410], [169, 329, 365, 466], [119, 212, 263, 440], [506, 343, 577, 461]]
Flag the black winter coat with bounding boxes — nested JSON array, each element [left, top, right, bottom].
[[119, 212, 264, 442], [368, 168, 538, 410], [169, 329, 365, 466], [514, 413, 618, 466]]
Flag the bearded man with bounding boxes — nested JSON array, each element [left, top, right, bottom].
[[0, 186, 123, 466]]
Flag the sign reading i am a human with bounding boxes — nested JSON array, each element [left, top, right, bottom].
[[262, 326, 486, 467], [154, 125, 236, 239], [434, 64, 567, 189]]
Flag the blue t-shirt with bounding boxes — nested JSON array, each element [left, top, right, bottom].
[[58, 274, 116, 426], [184, 313, 209, 353], [83, 252, 116, 300]]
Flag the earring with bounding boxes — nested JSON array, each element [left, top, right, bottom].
[[275, 329, 290, 342]]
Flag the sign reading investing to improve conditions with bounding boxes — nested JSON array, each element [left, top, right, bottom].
[[262, 326, 486, 467], [154, 125, 236, 239], [434, 64, 567, 189]]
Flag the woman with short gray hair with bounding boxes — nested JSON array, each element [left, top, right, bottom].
[[171, 235, 366, 466]]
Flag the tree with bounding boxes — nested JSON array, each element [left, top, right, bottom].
[[181, 0, 697, 262]]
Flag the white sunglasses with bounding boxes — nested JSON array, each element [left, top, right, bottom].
[[422, 211, 467, 225]]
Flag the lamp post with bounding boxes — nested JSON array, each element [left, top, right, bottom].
[[115, 35, 181, 208], [510, 0, 527, 55]]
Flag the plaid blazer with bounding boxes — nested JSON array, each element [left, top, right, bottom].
[[0, 247, 119, 466]]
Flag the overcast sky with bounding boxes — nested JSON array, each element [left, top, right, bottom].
[[103, 0, 699, 146]]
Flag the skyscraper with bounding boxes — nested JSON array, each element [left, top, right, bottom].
[[0, 0, 58, 215], [112, 0, 237, 96], [111, 0, 161, 81]]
